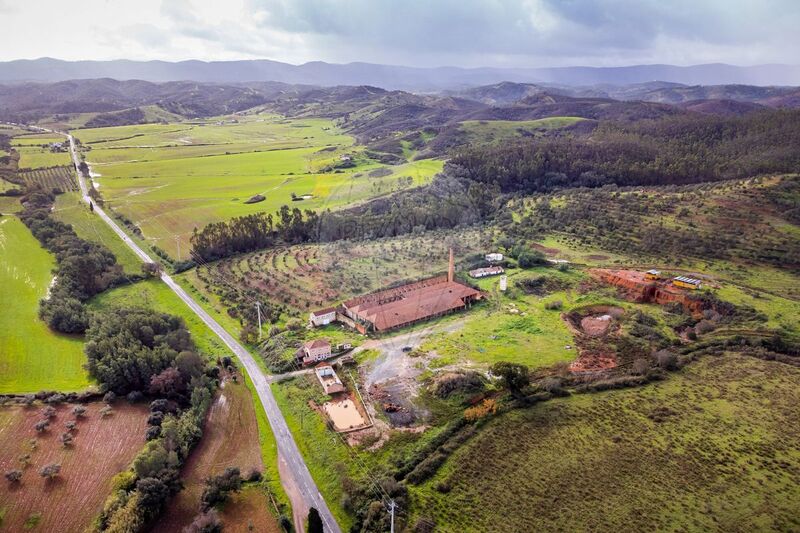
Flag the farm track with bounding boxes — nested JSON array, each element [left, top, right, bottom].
[[43, 126, 342, 533]]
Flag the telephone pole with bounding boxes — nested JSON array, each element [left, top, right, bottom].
[[175, 236, 181, 261], [255, 302, 262, 340], [389, 500, 396, 533]]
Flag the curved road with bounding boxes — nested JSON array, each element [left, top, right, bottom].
[[54, 129, 340, 533]]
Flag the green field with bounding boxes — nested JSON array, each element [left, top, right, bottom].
[[74, 115, 443, 257], [410, 354, 800, 532], [0, 216, 90, 393], [51, 192, 143, 275]]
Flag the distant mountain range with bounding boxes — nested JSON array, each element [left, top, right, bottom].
[[2, 58, 800, 90]]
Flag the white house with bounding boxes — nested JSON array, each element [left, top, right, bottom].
[[470, 266, 505, 278], [485, 253, 504, 263], [302, 339, 333, 365], [309, 307, 337, 327]]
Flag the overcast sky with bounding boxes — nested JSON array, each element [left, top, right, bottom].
[[1, 0, 798, 67]]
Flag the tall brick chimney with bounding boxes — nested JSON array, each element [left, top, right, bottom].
[[448, 247, 454, 282]]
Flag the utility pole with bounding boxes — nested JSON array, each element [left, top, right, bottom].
[[256, 302, 262, 340], [389, 500, 396, 533], [175, 236, 181, 261]]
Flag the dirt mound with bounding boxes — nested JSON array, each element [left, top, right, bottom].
[[580, 314, 613, 336], [564, 305, 624, 373]]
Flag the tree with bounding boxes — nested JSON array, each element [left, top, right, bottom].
[[142, 262, 161, 278], [149, 367, 186, 399], [72, 405, 87, 418], [5, 469, 22, 483], [60, 432, 73, 447], [39, 463, 61, 480], [517, 249, 546, 268], [490, 362, 530, 398], [307, 507, 323, 533], [34, 420, 50, 433]]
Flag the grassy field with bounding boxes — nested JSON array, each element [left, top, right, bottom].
[[0, 216, 90, 394], [73, 115, 443, 257], [52, 192, 143, 275], [410, 354, 800, 532], [419, 266, 584, 368], [0, 402, 148, 532]]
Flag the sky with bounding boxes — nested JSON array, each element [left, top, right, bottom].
[[0, 0, 798, 67]]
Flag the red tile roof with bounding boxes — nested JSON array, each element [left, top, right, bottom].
[[304, 339, 331, 349], [344, 278, 480, 331]]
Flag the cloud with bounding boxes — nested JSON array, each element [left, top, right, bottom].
[[0, 0, 797, 66], [238, 0, 800, 66]]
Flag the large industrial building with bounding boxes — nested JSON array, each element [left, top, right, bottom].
[[341, 249, 481, 333]]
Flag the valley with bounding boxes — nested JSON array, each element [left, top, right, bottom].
[[1, 62, 799, 533]]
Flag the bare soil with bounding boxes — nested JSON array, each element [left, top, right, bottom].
[[152, 378, 264, 533], [0, 402, 148, 533]]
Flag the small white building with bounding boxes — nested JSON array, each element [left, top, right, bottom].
[[470, 266, 505, 278], [315, 363, 346, 395], [485, 253, 504, 263], [302, 339, 332, 365], [499, 275, 508, 291], [309, 307, 337, 327]]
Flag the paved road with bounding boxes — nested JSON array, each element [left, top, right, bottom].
[[56, 130, 340, 533]]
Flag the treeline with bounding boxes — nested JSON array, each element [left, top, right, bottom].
[[84, 107, 146, 129], [447, 109, 800, 194], [18, 185, 132, 333], [191, 176, 499, 262], [88, 307, 219, 532]]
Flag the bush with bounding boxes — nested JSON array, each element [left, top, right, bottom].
[[544, 300, 563, 310], [200, 467, 242, 511], [184, 510, 222, 533], [631, 358, 651, 375], [5, 469, 22, 483], [654, 349, 678, 371]]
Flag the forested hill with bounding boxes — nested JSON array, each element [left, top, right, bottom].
[[446, 109, 800, 192]]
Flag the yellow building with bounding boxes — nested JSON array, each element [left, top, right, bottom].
[[673, 276, 702, 290]]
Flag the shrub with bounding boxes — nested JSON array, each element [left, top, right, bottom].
[[631, 358, 651, 375], [200, 467, 242, 511], [544, 300, 563, 311], [654, 349, 678, 371], [103, 391, 117, 404], [72, 405, 87, 418], [41, 406, 57, 419], [100, 405, 114, 418], [464, 398, 497, 421], [60, 432, 73, 447], [5, 469, 22, 483], [184, 510, 222, 533], [34, 420, 50, 433]]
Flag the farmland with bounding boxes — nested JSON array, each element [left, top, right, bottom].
[[409, 354, 800, 532], [73, 115, 444, 257], [18, 166, 77, 192], [11, 134, 71, 169], [52, 192, 143, 275], [0, 402, 148, 532], [0, 216, 90, 394]]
